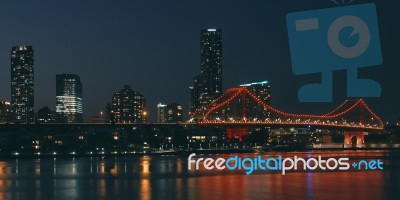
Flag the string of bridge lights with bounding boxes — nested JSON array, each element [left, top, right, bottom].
[[200, 87, 384, 127]]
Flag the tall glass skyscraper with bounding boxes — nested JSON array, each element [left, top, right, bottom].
[[190, 29, 223, 115], [11, 45, 35, 124], [56, 74, 83, 123], [200, 29, 223, 94]]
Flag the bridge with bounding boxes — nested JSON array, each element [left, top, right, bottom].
[[0, 88, 385, 148], [190, 87, 384, 146]]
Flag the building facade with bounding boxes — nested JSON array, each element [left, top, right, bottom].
[[56, 74, 83, 123], [239, 80, 271, 104], [157, 103, 167, 123], [200, 29, 223, 94], [190, 29, 223, 115], [11, 45, 35, 123], [239, 80, 271, 118], [157, 103, 183, 123], [111, 85, 146, 123], [0, 101, 12, 123]]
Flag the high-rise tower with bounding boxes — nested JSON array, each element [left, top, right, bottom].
[[200, 29, 223, 94], [56, 74, 83, 123], [190, 29, 223, 115], [11, 45, 35, 124]]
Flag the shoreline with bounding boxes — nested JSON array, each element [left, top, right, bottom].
[[0, 147, 399, 159]]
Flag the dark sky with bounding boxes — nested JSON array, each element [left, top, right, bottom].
[[0, 0, 399, 122]]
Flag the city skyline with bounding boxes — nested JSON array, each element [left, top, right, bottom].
[[0, 2, 398, 200], [0, 1, 399, 123]]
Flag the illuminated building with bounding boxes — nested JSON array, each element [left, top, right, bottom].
[[0, 101, 12, 123], [165, 103, 183, 123], [190, 29, 223, 114], [11, 45, 35, 124], [157, 103, 167, 123], [157, 103, 183, 123], [239, 80, 271, 119], [200, 29, 223, 94], [56, 74, 83, 123], [111, 85, 146, 123], [239, 80, 271, 104], [37, 106, 55, 123]]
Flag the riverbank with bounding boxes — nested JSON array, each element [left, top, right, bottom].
[[1, 146, 400, 159]]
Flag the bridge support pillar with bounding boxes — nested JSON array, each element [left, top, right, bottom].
[[344, 131, 365, 148], [226, 128, 248, 142]]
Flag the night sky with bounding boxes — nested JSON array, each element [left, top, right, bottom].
[[0, 0, 398, 122]]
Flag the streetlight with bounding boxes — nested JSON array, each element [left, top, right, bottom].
[[143, 111, 148, 123]]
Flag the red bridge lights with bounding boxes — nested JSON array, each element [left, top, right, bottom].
[[193, 87, 384, 131]]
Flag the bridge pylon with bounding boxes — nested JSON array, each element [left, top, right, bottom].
[[344, 130, 365, 148]]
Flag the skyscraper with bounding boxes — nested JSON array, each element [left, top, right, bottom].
[[56, 74, 83, 123], [11, 45, 35, 124], [110, 85, 146, 123], [190, 29, 223, 115], [200, 29, 223, 94]]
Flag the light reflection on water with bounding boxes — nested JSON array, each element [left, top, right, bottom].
[[0, 150, 398, 200]]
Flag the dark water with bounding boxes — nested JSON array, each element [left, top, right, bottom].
[[0, 151, 399, 200]]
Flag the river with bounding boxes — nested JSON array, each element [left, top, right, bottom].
[[0, 150, 399, 200]]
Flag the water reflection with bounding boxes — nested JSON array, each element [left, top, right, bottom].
[[35, 159, 40, 175], [140, 179, 151, 200], [141, 158, 150, 175], [0, 151, 397, 200]]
